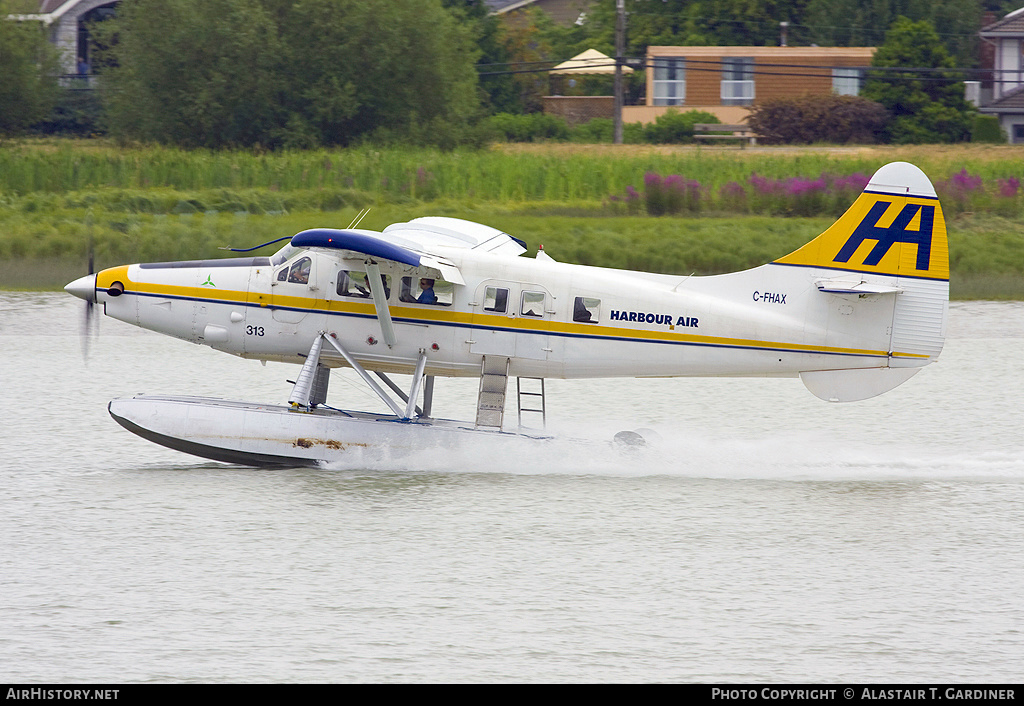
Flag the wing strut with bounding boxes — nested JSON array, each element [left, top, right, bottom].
[[321, 333, 406, 417], [365, 261, 397, 347]]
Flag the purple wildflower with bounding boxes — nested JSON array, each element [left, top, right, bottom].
[[998, 177, 1020, 198]]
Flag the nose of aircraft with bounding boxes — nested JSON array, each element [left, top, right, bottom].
[[65, 274, 97, 303]]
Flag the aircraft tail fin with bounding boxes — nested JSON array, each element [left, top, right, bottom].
[[773, 162, 949, 401], [773, 162, 949, 282]]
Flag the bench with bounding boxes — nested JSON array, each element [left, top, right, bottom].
[[693, 123, 756, 147]]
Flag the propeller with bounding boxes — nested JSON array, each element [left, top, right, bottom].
[[81, 240, 97, 359], [65, 215, 99, 361]]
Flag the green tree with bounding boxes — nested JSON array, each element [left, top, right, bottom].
[[443, 0, 519, 114], [100, 0, 483, 148], [804, 0, 984, 67], [862, 17, 974, 143], [0, 5, 60, 135], [100, 0, 284, 148]]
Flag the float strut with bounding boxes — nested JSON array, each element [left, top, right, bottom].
[[321, 332, 407, 418]]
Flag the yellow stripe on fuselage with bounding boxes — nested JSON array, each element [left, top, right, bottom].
[[113, 274, 925, 360]]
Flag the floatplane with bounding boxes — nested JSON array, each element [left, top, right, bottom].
[[65, 162, 948, 466]]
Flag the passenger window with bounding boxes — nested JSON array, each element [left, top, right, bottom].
[[338, 270, 390, 299], [521, 291, 544, 317], [399, 276, 453, 306], [573, 297, 600, 323], [483, 286, 508, 313], [287, 257, 311, 284]]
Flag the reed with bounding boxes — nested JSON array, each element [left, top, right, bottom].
[[1, 139, 1021, 297], [4, 139, 1024, 209]]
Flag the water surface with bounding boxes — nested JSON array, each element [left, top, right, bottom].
[[1, 295, 1022, 682]]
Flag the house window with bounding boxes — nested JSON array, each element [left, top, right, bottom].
[[721, 57, 754, 105], [1013, 124, 1024, 144], [653, 57, 685, 106], [832, 68, 862, 96]]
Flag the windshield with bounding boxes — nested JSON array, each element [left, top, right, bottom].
[[271, 243, 302, 266]]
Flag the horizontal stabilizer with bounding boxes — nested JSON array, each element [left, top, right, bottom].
[[800, 368, 919, 402], [814, 278, 901, 295]]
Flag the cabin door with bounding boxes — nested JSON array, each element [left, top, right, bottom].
[[469, 281, 517, 357], [269, 254, 317, 324]]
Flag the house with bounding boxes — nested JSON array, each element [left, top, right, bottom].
[[626, 46, 876, 125], [11, 0, 119, 75], [978, 7, 1024, 143]]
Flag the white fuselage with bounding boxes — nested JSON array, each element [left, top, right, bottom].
[[94, 244, 938, 381]]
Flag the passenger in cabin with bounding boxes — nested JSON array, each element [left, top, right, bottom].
[[341, 272, 390, 299], [417, 278, 437, 305], [573, 297, 593, 322]]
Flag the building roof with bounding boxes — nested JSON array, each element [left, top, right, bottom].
[[15, 1, 111, 23], [980, 7, 1024, 36], [484, 0, 528, 10], [38, 0, 72, 13], [981, 84, 1024, 113], [647, 46, 876, 59], [551, 49, 633, 74]]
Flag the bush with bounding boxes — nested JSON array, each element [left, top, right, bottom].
[[30, 89, 106, 137], [642, 109, 720, 144], [484, 113, 570, 142], [747, 95, 888, 145], [972, 115, 1006, 144]]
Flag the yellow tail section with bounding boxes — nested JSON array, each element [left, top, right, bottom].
[[774, 162, 949, 282]]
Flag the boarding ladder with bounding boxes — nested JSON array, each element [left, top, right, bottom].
[[475, 356, 510, 429], [516, 377, 546, 430]]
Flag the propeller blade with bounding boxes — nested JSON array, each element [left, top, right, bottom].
[[80, 230, 97, 361]]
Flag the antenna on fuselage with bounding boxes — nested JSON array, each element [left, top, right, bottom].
[[347, 208, 371, 230]]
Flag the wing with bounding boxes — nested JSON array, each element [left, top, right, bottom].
[[290, 217, 528, 285], [289, 218, 527, 348]]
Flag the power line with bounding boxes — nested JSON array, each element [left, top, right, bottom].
[[479, 57, 1014, 83]]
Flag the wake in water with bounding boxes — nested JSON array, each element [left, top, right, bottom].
[[318, 418, 1024, 483]]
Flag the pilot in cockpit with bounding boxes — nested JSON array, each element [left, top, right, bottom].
[[416, 278, 437, 305]]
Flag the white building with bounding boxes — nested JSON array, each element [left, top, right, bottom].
[[979, 7, 1024, 143], [12, 0, 119, 76]]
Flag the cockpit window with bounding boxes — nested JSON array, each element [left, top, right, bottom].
[[338, 270, 391, 299], [271, 243, 301, 267], [573, 297, 600, 323], [281, 256, 311, 284], [400, 276, 453, 306]]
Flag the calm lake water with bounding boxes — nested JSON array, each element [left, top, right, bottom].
[[1, 293, 1022, 683]]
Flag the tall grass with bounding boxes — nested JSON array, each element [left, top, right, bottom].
[[1, 140, 1022, 297], [4, 139, 1024, 209]]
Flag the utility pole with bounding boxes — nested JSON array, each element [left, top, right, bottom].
[[613, 0, 625, 144]]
